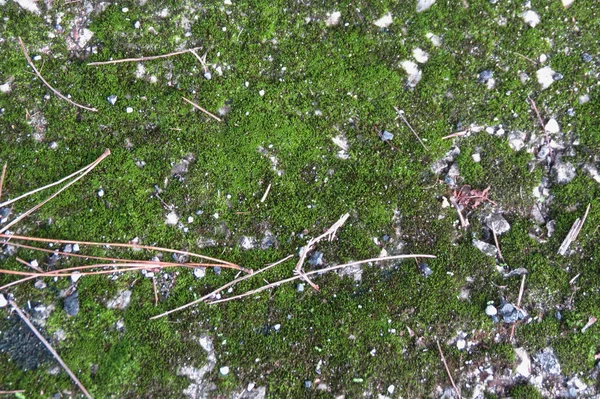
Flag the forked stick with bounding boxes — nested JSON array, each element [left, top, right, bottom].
[[18, 37, 98, 112], [9, 299, 94, 399]]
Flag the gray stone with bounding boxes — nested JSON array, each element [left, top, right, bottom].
[[551, 161, 576, 184], [508, 131, 526, 151], [308, 251, 323, 266], [106, 95, 117, 105], [380, 131, 394, 141], [472, 239, 497, 257], [418, 263, 433, 277], [477, 70, 493, 84], [64, 291, 79, 317], [582, 53, 593, 62], [107, 290, 132, 309], [534, 347, 561, 375], [431, 159, 449, 175], [486, 213, 510, 235]]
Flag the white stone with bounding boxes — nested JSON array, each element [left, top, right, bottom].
[[97, 188, 104, 197], [219, 366, 230, 375], [259, 89, 265, 96], [539, 54, 547, 63], [515, 347, 531, 377], [0, 82, 11, 93], [193, 268, 206, 279], [325, 11, 341, 26], [400, 60, 422, 87], [562, 0, 575, 8], [387, 385, 395, 394], [544, 118, 560, 134], [15, 0, 40, 14], [472, 153, 481, 163], [416, 0, 436, 12], [224, 0, 232, 4], [273, 324, 281, 331], [122, 7, 129, 12], [426, 32, 441, 47], [579, 94, 590, 104], [456, 339, 466, 350], [374, 13, 393, 28], [536, 66, 555, 90], [77, 29, 94, 48], [71, 272, 82, 283], [0, 293, 7, 308], [126, 107, 134, 113], [412, 48, 429, 64], [521, 10, 541, 27], [165, 211, 179, 225]]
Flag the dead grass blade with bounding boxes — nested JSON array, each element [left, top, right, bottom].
[[182, 97, 222, 122], [209, 254, 436, 305], [9, 298, 94, 399], [0, 162, 6, 201], [87, 47, 202, 66], [436, 339, 461, 399], [394, 107, 429, 151], [0, 149, 111, 234], [150, 255, 294, 320], [18, 37, 97, 112], [558, 203, 591, 255]]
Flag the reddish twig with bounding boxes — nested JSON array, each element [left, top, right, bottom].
[[182, 97, 222, 122], [87, 47, 202, 66]]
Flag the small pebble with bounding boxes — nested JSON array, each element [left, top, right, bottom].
[[126, 107, 133, 113], [259, 89, 265, 96], [0, 293, 7, 307], [297, 283, 305, 292], [387, 385, 395, 395], [107, 95, 117, 105], [305, 380, 312, 388], [380, 131, 394, 141], [219, 366, 230, 375], [273, 324, 281, 331], [472, 153, 481, 162], [418, 263, 433, 277], [71, 271, 82, 283], [64, 291, 79, 317], [97, 188, 104, 197], [456, 339, 466, 350], [582, 53, 593, 62], [35, 280, 47, 289], [204, 71, 212, 80], [485, 304, 497, 316], [477, 70, 493, 84]]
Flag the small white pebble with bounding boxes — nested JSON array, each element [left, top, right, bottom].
[[413, 48, 429, 63], [373, 12, 393, 28], [33, 55, 42, 61], [579, 94, 590, 104], [219, 366, 230, 375], [388, 385, 395, 395], [539, 54, 547, 63], [426, 32, 441, 47], [259, 89, 265, 96], [274, 324, 281, 331], [472, 153, 481, 163], [97, 188, 105, 197], [165, 211, 179, 225], [30, 259, 39, 268], [457, 339, 466, 350], [0, 293, 7, 308], [71, 272, 82, 283], [521, 10, 540, 28], [247, 382, 255, 391], [187, 216, 194, 223], [122, 7, 129, 12], [545, 118, 560, 134], [126, 107, 133, 113], [134, 21, 140, 29], [224, 0, 232, 4]]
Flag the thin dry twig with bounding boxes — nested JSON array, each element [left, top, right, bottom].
[[492, 229, 503, 261], [87, 47, 202, 66], [182, 97, 222, 122], [0, 390, 25, 394], [394, 107, 429, 151], [209, 254, 436, 305], [0, 163, 6, 201], [436, 339, 461, 399], [150, 255, 295, 320], [260, 183, 271, 203], [509, 274, 527, 342], [9, 298, 94, 399], [449, 197, 469, 229], [153, 277, 159, 306], [558, 203, 591, 255], [528, 96, 551, 156], [294, 213, 350, 291], [441, 131, 467, 140], [18, 37, 97, 112], [0, 149, 111, 234]]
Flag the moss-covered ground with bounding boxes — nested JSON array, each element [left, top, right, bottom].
[[1, 0, 599, 397]]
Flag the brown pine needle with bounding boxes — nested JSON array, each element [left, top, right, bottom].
[[0, 233, 244, 270], [394, 107, 429, 151], [150, 255, 294, 320], [9, 299, 94, 399], [0, 390, 25, 394], [436, 340, 461, 399], [492, 229, 503, 261], [209, 254, 436, 305], [182, 97, 222, 122], [0, 162, 6, 201], [153, 277, 159, 306], [87, 47, 202, 66], [441, 131, 467, 140], [0, 149, 111, 234], [18, 37, 97, 112]]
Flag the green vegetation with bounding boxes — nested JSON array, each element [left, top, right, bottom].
[[1, 0, 599, 398]]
